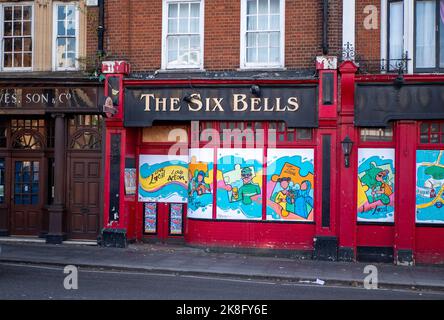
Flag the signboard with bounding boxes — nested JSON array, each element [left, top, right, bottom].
[[355, 83, 444, 126], [124, 85, 318, 128], [0, 87, 100, 112]]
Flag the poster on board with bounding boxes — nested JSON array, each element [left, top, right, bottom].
[[216, 148, 263, 220], [138, 155, 188, 203], [144, 202, 157, 234], [266, 149, 314, 221], [188, 148, 214, 219], [416, 150, 444, 224], [170, 203, 184, 235], [357, 148, 395, 222]]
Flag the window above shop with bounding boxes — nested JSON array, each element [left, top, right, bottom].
[[359, 125, 394, 142], [1, 3, 33, 71], [240, 0, 285, 69], [162, 0, 204, 70], [419, 122, 444, 144], [53, 3, 79, 71]]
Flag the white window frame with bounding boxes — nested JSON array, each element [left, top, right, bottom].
[[161, 0, 205, 70], [52, 2, 80, 71], [0, 2, 34, 72], [240, 0, 285, 69]]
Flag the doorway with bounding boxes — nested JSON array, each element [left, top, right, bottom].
[[143, 202, 186, 242]]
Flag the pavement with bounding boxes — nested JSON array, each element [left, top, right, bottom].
[[0, 240, 444, 293]]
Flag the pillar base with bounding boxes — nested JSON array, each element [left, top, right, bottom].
[[313, 236, 338, 261], [396, 249, 414, 266], [338, 246, 355, 262], [46, 233, 67, 244]]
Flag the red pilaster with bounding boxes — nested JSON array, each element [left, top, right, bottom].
[[337, 61, 359, 261], [394, 121, 417, 265]]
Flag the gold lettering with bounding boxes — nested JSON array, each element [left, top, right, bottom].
[[188, 93, 203, 111], [263, 98, 273, 112], [287, 97, 299, 111], [141, 94, 155, 111], [275, 98, 285, 112], [233, 94, 248, 111], [170, 97, 181, 111], [155, 98, 167, 111], [212, 98, 224, 111], [250, 98, 261, 112]]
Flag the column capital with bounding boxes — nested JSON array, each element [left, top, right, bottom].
[[51, 113, 65, 119]]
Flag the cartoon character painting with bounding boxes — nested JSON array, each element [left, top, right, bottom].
[[188, 149, 214, 219], [266, 149, 314, 221], [416, 150, 444, 224], [357, 148, 395, 222], [216, 148, 263, 220]]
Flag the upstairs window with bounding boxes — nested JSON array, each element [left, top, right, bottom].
[[162, 0, 203, 69], [1, 4, 33, 70], [53, 3, 79, 70], [241, 0, 284, 69], [388, 0, 404, 69], [415, 0, 444, 71]]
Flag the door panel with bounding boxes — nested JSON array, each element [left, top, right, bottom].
[[68, 156, 101, 240], [11, 160, 42, 235]]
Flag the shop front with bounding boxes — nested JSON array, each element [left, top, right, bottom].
[[102, 61, 339, 259], [338, 61, 444, 264], [0, 78, 104, 243]]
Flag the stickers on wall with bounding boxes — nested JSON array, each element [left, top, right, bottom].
[[170, 203, 184, 235], [188, 148, 214, 219], [144, 202, 157, 234], [357, 148, 395, 223], [216, 148, 263, 220], [416, 150, 444, 224], [138, 155, 188, 203], [266, 149, 315, 221]]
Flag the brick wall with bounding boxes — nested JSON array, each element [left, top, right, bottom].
[[104, 0, 343, 73], [355, 0, 381, 62]]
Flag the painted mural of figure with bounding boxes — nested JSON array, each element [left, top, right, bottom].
[[274, 177, 292, 217], [189, 170, 210, 197], [360, 163, 393, 205], [294, 180, 314, 219], [238, 167, 261, 205]]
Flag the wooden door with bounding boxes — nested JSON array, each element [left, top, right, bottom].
[[68, 155, 101, 239], [11, 159, 42, 235]]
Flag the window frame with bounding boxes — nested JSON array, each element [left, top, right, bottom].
[[240, 0, 285, 69], [161, 0, 205, 70], [52, 2, 80, 71], [387, 0, 405, 71], [413, 0, 444, 72], [0, 2, 34, 72]]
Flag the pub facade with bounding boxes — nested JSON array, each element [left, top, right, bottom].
[[0, 1, 104, 243]]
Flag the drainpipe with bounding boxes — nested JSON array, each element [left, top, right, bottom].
[[322, 0, 329, 55], [97, 0, 105, 56]]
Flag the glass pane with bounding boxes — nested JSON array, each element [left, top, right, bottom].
[[169, 3, 178, 17], [247, 16, 257, 30], [4, 6, 13, 21], [13, 38, 22, 51], [23, 21, 31, 36], [270, 0, 280, 14], [58, 5, 66, 20], [258, 15, 268, 30], [258, 0, 268, 14], [23, 6, 32, 20], [179, 36, 189, 51], [4, 38, 13, 52], [23, 38, 32, 51], [13, 22, 22, 36], [270, 15, 279, 29], [4, 54, 13, 68], [190, 18, 199, 33], [258, 48, 268, 63], [247, 48, 257, 62], [168, 36, 178, 51], [13, 6, 22, 20], [66, 5, 75, 20], [23, 53, 32, 67], [247, 0, 257, 14], [270, 32, 279, 47], [13, 53, 22, 68], [258, 33, 268, 47], [178, 18, 188, 33], [190, 35, 199, 49], [179, 3, 189, 18], [58, 21, 66, 36], [389, 1, 404, 61], [67, 38, 76, 52], [168, 49, 178, 63], [270, 47, 279, 62], [416, 0, 436, 68], [247, 32, 256, 47], [190, 3, 200, 17], [168, 18, 177, 33], [431, 123, 440, 132], [4, 22, 12, 36], [66, 52, 76, 68], [67, 19, 76, 36]]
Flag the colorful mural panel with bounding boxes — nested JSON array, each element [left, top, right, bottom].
[[357, 148, 395, 222], [138, 155, 188, 203], [416, 150, 444, 224], [188, 148, 214, 219], [266, 149, 315, 221], [216, 148, 263, 220]]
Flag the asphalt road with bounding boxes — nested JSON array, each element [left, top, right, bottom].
[[0, 262, 443, 300]]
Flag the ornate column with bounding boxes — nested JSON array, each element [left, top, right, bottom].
[[46, 113, 66, 244]]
